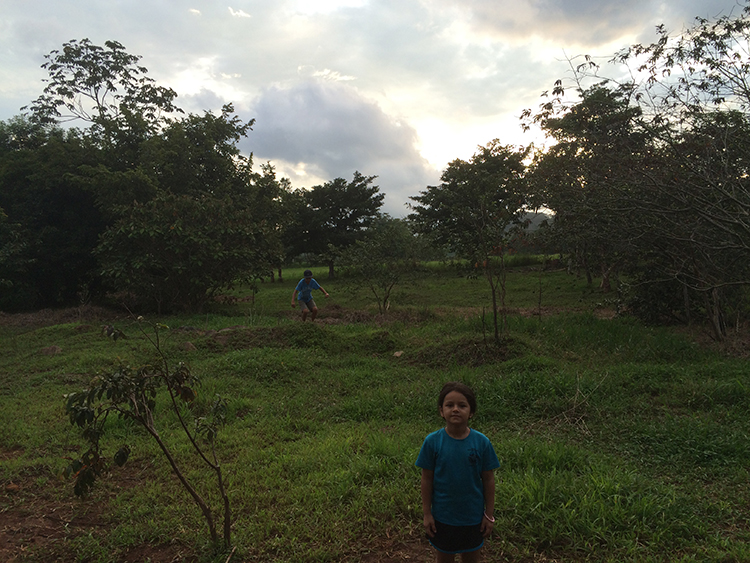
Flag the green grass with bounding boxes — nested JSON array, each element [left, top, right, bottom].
[[1, 262, 749, 562]]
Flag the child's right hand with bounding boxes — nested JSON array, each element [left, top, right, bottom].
[[423, 514, 436, 537]]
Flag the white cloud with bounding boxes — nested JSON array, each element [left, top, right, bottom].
[[228, 7, 251, 18]]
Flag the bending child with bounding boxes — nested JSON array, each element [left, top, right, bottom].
[[416, 382, 500, 563], [291, 269, 329, 321]]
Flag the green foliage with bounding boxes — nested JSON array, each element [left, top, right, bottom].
[[295, 171, 384, 277], [61, 320, 233, 548], [24, 38, 181, 133], [409, 140, 528, 262], [0, 117, 106, 310], [410, 140, 530, 341], [1, 268, 750, 561], [526, 7, 750, 337], [340, 215, 422, 313], [97, 190, 271, 312], [1, 41, 284, 314], [527, 83, 645, 292]]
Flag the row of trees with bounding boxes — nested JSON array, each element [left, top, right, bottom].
[[0, 41, 386, 313], [519, 5, 750, 340], [3, 4, 750, 340], [413, 5, 750, 340]]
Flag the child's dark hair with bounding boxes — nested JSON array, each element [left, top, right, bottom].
[[438, 382, 477, 414]]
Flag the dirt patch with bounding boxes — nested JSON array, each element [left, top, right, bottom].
[[359, 538, 434, 562], [0, 305, 124, 331], [0, 456, 191, 563], [0, 474, 105, 562]]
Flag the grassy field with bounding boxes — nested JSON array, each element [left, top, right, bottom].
[[1, 262, 749, 562]]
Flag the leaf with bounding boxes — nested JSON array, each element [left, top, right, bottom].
[[180, 386, 197, 403], [114, 445, 131, 467]]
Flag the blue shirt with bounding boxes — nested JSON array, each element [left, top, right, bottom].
[[295, 278, 321, 302], [416, 428, 500, 526]]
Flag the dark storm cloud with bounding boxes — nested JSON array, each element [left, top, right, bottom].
[[245, 79, 437, 214], [431, 0, 744, 45]]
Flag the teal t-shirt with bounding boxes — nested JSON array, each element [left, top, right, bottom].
[[295, 278, 321, 302], [416, 428, 500, 526]]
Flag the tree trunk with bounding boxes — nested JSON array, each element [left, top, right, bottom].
[[705, 287, 726, 341], [600, 263, 613, 292], [683, 284, 692, 326]]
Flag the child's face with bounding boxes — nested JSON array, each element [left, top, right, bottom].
[[439, 390, 472, 426]]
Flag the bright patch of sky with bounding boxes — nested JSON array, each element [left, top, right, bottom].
[[293, 0, 369, 15]]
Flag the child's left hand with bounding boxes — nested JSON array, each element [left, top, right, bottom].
[[480, 518, 494, 538]]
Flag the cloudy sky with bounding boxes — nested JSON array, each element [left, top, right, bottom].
[[0, 0, 743, 215]]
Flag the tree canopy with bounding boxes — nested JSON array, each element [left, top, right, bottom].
[[524, 5, 750, 338], [295, 171, 384, 278]]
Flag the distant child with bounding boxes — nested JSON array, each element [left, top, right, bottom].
[[291, 269, 329, 321], [416, 382, 500, 563]]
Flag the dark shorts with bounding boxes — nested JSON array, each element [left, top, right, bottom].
[[299, 298, 317, 312], [428, 519, 484, 554]]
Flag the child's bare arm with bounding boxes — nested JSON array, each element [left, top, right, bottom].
[[420, 469, 436, 537], [480, 470, 495, 537]]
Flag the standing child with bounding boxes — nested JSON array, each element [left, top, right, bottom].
[[416, 382, 500, 563], [291, 269, 329, 321]]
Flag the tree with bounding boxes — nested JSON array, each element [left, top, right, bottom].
[[24, 38, 181, 132], [24, 38, 184, 174], [12, 39, 279, 313], [527, 84, 647, 291], [0, 117, 105, 310], [409, 140, 529, 342], [65, 320, 232, 547], [340, 215, 420, 313], [297, 171, 384, 278], [253, 163, 296, 283], [525, 6, 750, 339], [91, 105, 273, 312], [97, 191, 272, 313]]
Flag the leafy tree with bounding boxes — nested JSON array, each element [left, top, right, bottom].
[[12, 40, 280, 313], [253, 163, 296, 283], [64, 320, 232, 547], [97, 190, 271, 313], [24, 38, 183, 174], [409, 140, 528, 341], [0, 208, 33, 310], [0, 117, 105, 310], [527, 84, 647, 291], [91, 105, 272, 312], [296, 171, 384, 278], [533, 6, 750, 338], [340, 215, 420, 313], [24, 38, 181, 132], [626, 8, 750, 338]]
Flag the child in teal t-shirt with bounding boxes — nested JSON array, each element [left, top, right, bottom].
[[416, 382, 500, 562], [291, 269, 329, 321]]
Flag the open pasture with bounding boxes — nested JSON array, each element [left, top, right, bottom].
[[1, 264, 748, 562]]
